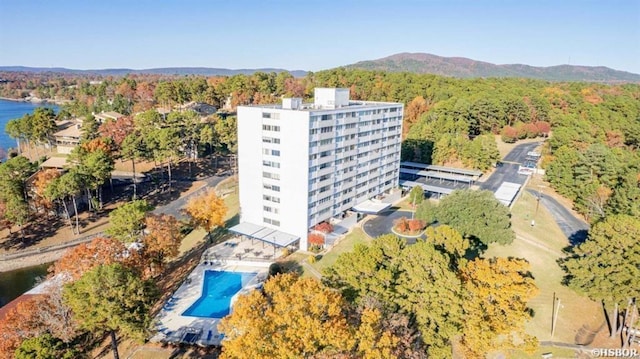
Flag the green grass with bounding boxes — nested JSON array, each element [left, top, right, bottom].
[[177, 227, 208, 256], [309, 227, 372, 274], [510, 190, 571, 252], [217, 178, 239, 222], [484, 192, 603, 345]]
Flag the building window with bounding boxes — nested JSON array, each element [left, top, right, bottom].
[[263, 184, 280, 192], [263, 160, 280, 168], [262, 124, 280, 132], [264, 217, 280, 226], [319, 139, 333, 146], [263, 172, 280, 180], [262, 112, 280, 119], [263, 194, 280, 203], [262, 136, 280, 144], [262, 149, 280, 156], [263, 206, 279, 214], [320, 126, 333, 133]]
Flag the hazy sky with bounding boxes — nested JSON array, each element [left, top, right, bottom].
[[0, 0, 638, 73]]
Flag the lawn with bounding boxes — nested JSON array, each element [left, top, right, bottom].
[[308, 227, 372, 274], [485, 191, 603, 346]]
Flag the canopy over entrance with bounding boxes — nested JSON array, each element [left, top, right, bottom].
[[351, 200, 392, 214], [229, 222, 299, 247]]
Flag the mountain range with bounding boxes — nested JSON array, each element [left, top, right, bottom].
[[343, 53, 640, 83], [1, 53, 639, 82], [0, 66, 307, 78]]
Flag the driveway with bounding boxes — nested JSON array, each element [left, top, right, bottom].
[[480, 142, 541, 192], [153, 175, 229, 220], [363, 210, 423, 243], [526, 189, 589, 245]]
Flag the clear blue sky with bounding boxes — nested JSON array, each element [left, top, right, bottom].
[[0, 0, 638, 73]]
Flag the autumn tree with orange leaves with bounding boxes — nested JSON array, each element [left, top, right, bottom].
[[32, 169, 60, 215], [144, 214, 182, 267], [0, 288, 80, 359], [50, 237, 145, 281], [184, 189, 227, 235]]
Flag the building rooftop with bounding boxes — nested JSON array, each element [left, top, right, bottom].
[[53, 124, 82, 139], [240, 88, 401, 112], [40, 156, 68, 169]]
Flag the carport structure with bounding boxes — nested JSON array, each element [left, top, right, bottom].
[[229, 222, 300, 256], [400, 161, 482, 186], [400, 179, 454, 199]]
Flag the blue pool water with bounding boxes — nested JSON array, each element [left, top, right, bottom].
[[182, 270, 256, 318]]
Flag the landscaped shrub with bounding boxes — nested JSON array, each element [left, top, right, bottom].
[[308, 233, 325, 246], [408, 219, 426, 232], [535, 121, 551, 137], [394, 217, 409, 233], [501, 126, 518, 143], [314, 222, 334, 234], [281, 248, 291, 257], [523, 122, 540, 138], [308, 254, 317, 263]]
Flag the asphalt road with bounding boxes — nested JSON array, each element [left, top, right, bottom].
[[480, 141, 542, 192], [363, 210, 422, 243], [153, 175, 229, 220], [527, 189, 589, 245]]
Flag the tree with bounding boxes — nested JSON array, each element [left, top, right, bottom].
[[63, 264, 157, 359], [323, 234, 406, 305], [218, 273, 354, 359], [14, 334, 83, 359], [120, 133, 147, 199], [143, 214, 182, 267], [32, 168, 61, 215], [0, 289, 79, 359], [50, 237, 128, 281], [106, 200, 152, 243], [45, 169, 83, 235], [408, 186, 424, 207], [435, 189, 514, 246], [460, 258, 538, 358], [425, 225, 470, 261], [396, 240, 464, 357], [415, 199, 437, 225], [560, 215, 640, 335], [184, 189, 227, 235]]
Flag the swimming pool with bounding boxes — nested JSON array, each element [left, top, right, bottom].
[[182, 270, 256, 318]]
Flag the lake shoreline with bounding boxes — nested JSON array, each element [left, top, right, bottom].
[[0, 248, 66, 272], [0, 96, 67, 105]]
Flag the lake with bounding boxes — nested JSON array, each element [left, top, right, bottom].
[[0, 262, 52, 308], [0, 99, 59, 159]]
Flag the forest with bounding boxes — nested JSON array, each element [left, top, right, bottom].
[[1, 68, 638, 228]]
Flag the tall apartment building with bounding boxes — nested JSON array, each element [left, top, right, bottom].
[[234, 88, 403, 250]]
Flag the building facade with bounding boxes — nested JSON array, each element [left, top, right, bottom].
[[237, 88, 403, 249]]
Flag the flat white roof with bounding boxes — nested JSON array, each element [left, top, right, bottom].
[[229, 222, 299, 247], [351, 200, 392, 214], [399, 180, 455, 195], [494, 182, 522, 206], [401, 161, 482, 177]]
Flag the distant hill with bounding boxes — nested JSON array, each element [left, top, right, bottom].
[[344, 53, 640, 83], [0, 66, 308, 78]]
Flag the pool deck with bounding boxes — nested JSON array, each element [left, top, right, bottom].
[[150, 237, 282, 346]]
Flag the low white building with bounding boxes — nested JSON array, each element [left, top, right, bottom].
[[233, 88, 403, 250]]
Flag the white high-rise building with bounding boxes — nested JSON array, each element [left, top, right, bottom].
[[233, 88, 403, 250]]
